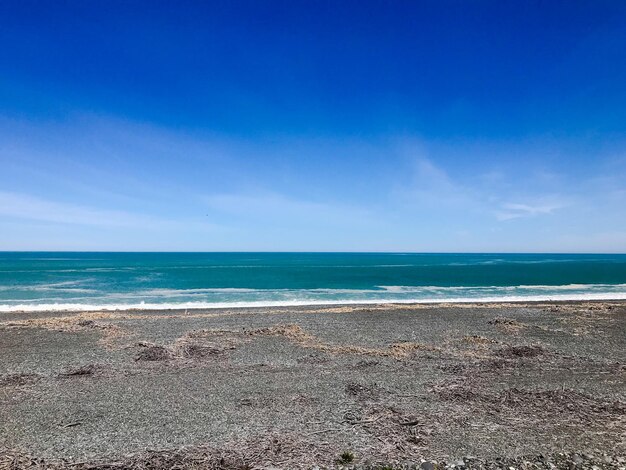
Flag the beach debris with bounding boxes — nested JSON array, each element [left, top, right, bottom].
[[2, 449, 624, 470], [59, 421, 82, 428], [355, 359, 380, 368], [177, 342, 223, 359], [431, 379, 626, 420], [497, 345, 545, 358], [345, 381, 381, 400], [439, 363, 469, 374], [58, 364, 103, 377], [0, 373, 41, 387], [432, 379, 479, 402], [461, 335, 497, 345], [296, 353, 330, 364], [135, 344, 172, 361], [133, 336, 236, 363], [487, 317, 526, 333]]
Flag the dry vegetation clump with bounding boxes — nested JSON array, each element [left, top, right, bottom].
[[3, 313, 124, 333], [441, 345, 545, 377], [341, 404, 431, 458], [461, 335, 497, 345], [188, 324, 436, 360], [244, 324, 436, 359], [487, 317, 526, 333], [296, 353, 329, 364], [1, 313, 129, 349], [58, 364, 106, 377], [135, 344, 172, 362], [497, 344, 545, 358], [237, 395, 276, 408], [387, 342, 433, 357], [432, 378, 625, 424], [431, 378, 480, 402], [355, 359, 380, 368], [438, 362, 469, 374], [548, 304, 623, 336], [477, 357, 512, 372], [176, 343, 223, 359], [3, 448, 625, 470], [499, 388, 626, 416], [0, 448, 252, 470], [245, 324, 315, 342], [132, 334, 237, 363], [0, 373, 42, 387], [345, 381, 381, 400], [175, 330, 240, 359], [544, 302, 619, 314]]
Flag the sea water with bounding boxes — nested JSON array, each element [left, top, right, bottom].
[[1, 252, 626, 312]]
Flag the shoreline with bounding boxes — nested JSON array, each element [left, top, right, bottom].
[[3, 295, 626, 314]]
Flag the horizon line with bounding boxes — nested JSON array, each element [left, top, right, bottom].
[[1, 250, 626, 255]]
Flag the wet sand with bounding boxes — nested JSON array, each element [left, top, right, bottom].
[[1, 301, 625, 469]]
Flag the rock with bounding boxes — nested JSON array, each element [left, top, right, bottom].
[[421, 462, 435, 470]]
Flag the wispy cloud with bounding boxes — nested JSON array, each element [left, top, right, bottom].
[[204, 191, 373, 225], [0, 191, 150, 227], [495, 202, 565, 221], [0, 191, 221, 231], [2, 113, 626, 251], [394, 153, 480, 211]]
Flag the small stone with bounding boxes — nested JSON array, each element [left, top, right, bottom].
[[421, 462, 435, 470]]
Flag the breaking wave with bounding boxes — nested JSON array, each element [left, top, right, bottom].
[[1, 283, 626, 312]]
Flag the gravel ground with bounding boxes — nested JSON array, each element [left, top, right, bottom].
[[1, 301, 625, 469]]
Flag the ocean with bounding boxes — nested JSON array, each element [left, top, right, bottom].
[[1, 252, 626, 312]]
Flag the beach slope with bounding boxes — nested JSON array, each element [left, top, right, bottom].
[[1, 302, 625, 468]]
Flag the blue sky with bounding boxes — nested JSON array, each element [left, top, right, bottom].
[[1, 1, 626, 252]]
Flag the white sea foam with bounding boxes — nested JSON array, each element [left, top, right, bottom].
[[2, 291, 626, 312]]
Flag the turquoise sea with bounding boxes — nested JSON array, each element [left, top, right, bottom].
[[1, 252, 626, 312]]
